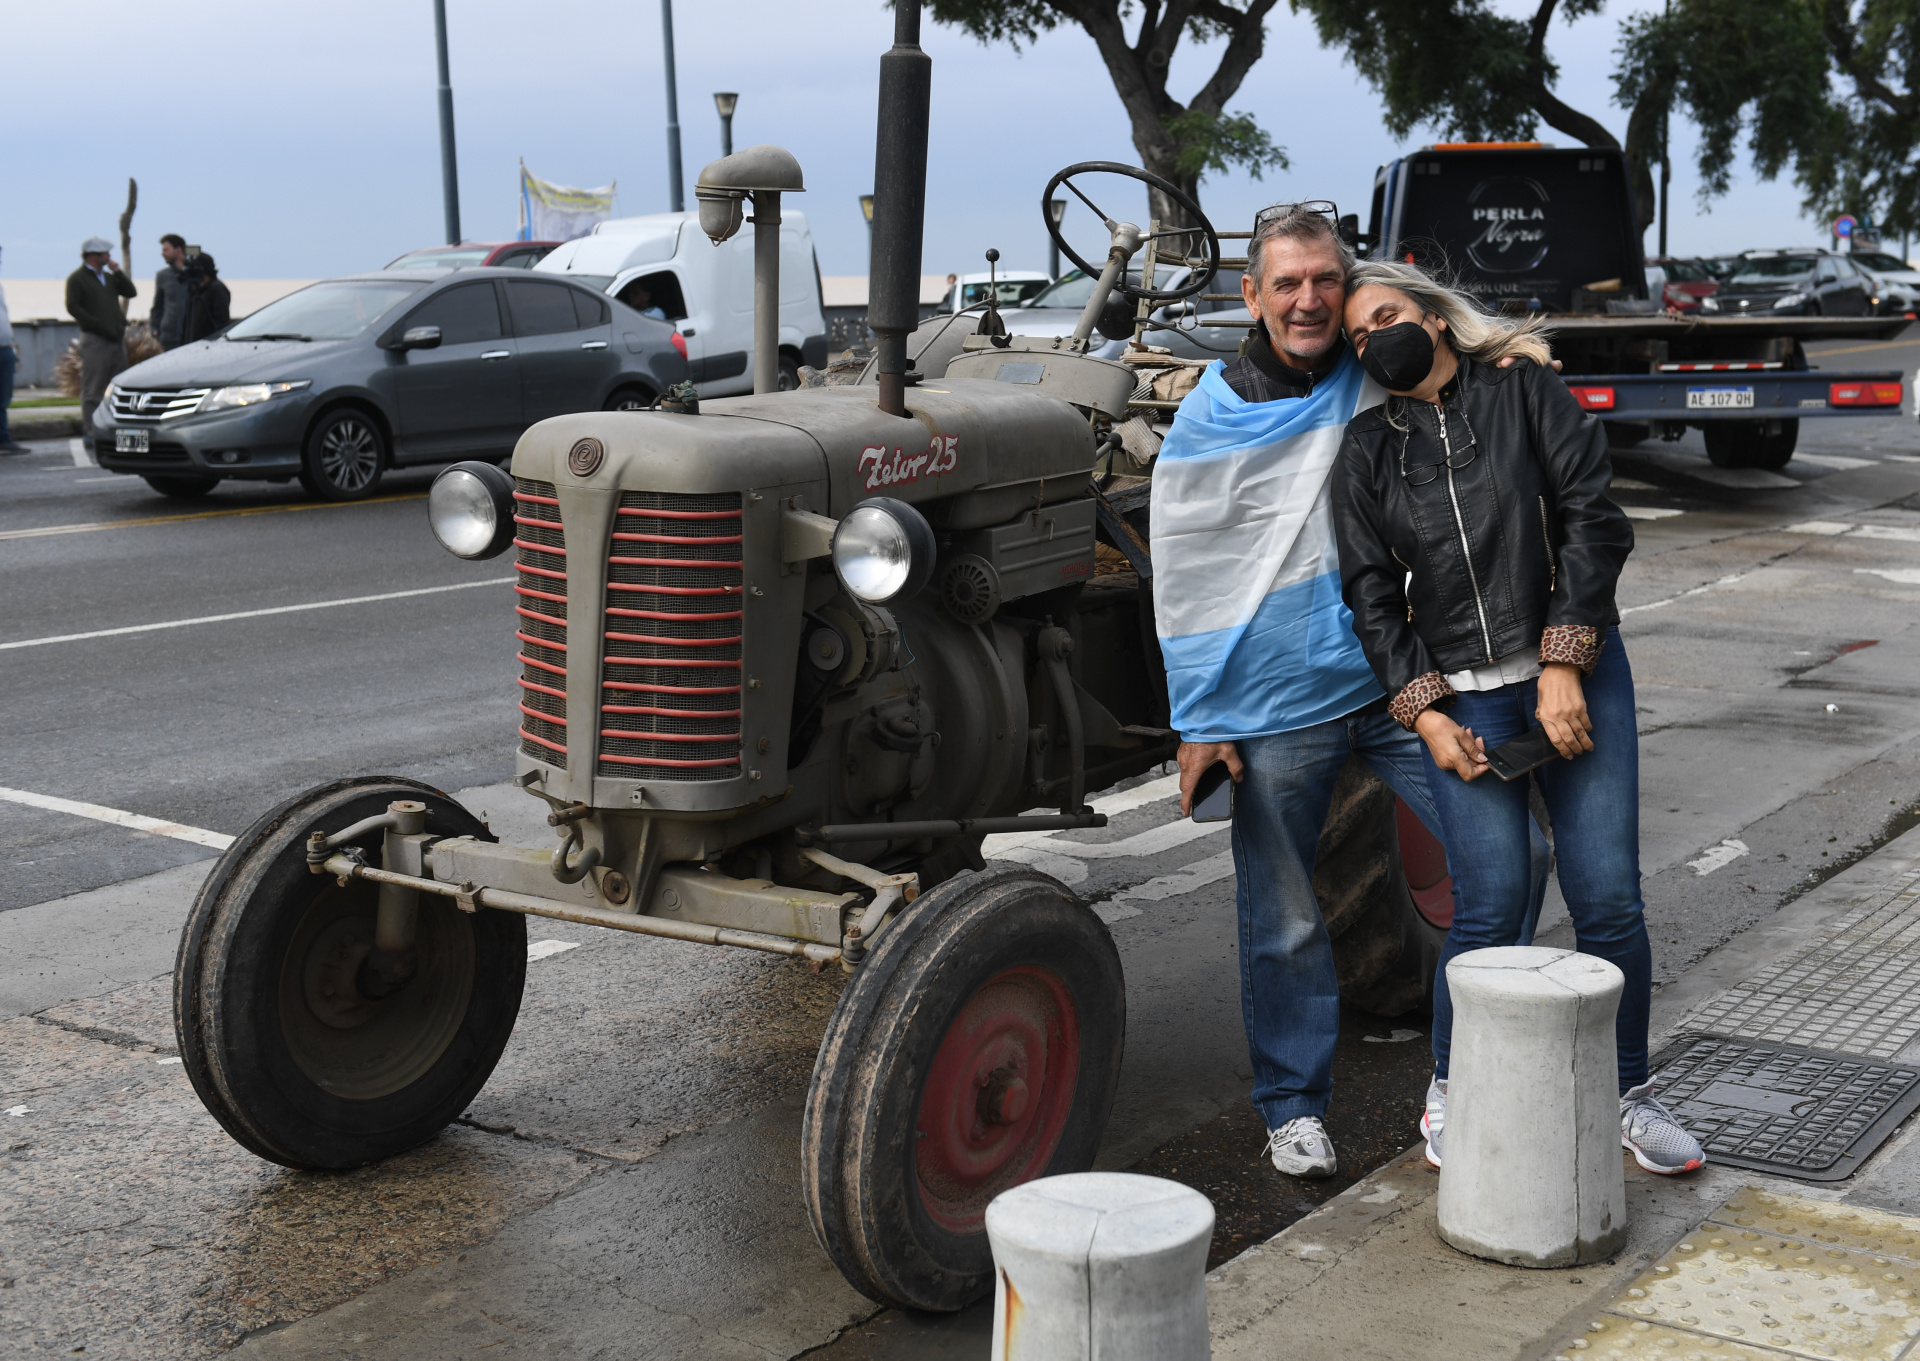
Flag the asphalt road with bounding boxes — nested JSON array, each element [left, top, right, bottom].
[[0, 450, 517, 913], [9, 324, 1920, 1357]]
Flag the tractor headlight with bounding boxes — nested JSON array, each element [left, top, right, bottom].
[[831, 497, 936, 604], [429, 460, 516, 560]]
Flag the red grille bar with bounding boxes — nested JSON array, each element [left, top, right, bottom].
[[598, 490, 745, 780], [515, 480, 568, 768]]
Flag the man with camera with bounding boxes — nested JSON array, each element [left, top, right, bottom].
[[66, 237, 138, 439]]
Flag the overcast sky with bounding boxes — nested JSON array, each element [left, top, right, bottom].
[[2, 0, 1856, 285]]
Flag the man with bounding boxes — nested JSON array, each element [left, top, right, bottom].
[[0, 249, 25, 454], [152, 234, 190, 349], [66, 237, 137, 442], [617, 277, 668, 321], [1150, 204, 1546, 1180], [179, 251, 232, 344]]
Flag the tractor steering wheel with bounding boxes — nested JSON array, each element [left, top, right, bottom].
[[1042, 162, 1220, 304]]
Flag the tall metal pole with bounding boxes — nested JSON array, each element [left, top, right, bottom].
[[661, 0, 685, 212], [433, 0, 462, 245], [869, 1, 932, 418]]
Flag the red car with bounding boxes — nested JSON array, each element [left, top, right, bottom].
[[1646, 256, 1721, 312], [384, 241, 559, 271]]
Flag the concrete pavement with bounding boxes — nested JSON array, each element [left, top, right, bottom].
[[1208, 817, 1920, 1361]]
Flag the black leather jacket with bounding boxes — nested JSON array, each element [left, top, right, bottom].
[[1330, 354, 1633, 726]]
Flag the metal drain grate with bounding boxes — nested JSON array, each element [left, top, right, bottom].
[[1649, 1033, 1920, 1181]]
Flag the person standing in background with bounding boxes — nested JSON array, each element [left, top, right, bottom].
[[0, 249, 24, 454], [66, 237, 137, 443], [179, 252, 232, 344], [152, 234, 189, 349]]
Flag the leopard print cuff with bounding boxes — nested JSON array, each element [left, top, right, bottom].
[[1539, 624, 1603, 674], [1388, 671, 1456, 730]]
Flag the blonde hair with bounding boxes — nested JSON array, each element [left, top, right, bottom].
[[1345, 259, 1553, 368]]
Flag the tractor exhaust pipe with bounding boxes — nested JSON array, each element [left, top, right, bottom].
[[869, 1, 931, 418]]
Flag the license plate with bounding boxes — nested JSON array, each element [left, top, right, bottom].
[[115, 428, 150, 454], [1687, 386, 1755, 410]]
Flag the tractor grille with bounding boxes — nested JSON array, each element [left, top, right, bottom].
[[597, 490, 744, 781], [514, 478, 569, 768]]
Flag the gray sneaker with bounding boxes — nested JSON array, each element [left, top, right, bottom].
[[1265, 1116, 1338, 1178], [1421, 1075, 1447, 1167], [1621, 1082, 1706, 1174]]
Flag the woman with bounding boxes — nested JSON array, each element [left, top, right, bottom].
[[1329, 259, 1704, 1176]]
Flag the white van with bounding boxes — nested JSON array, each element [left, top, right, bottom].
[[535, 211, 830, 394]]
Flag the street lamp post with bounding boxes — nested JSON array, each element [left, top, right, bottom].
[[661, 0, 684, 212], [1047, 198, 1065, 279], [432, 0, 462, 244], [714, 92, 738, 158]]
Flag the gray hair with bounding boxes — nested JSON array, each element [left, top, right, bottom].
[[1246, 206, 1355, 291], [1344, 258, 1553, 368]]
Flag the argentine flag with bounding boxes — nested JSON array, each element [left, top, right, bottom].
[[1151, 351, 1385, 741]]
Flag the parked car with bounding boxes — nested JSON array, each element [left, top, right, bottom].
[[1846, 249, 1920, 317], [934, 270, 1052, 313], [386, 241, 559, 270], [1645, 256, 1721, 312], [1705, 249, 1874, 316], [1008, 264, 1250, 359], [534, 210, 828, 393], [93, 268, 687, 501]]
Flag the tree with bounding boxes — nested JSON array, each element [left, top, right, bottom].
[[1291, 0, 1673, 243], [1297, 0, 1920, 252], [1618, 0, 1920, 240], [920, 1, 1290, 228]]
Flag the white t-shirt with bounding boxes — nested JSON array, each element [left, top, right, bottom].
[[0, 282, 13, 348], [1446, 646, 1542, 693]]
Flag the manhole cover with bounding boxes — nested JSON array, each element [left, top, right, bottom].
[[1649, 1033, 1920, 1181]]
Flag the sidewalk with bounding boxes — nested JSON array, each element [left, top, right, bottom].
[[1209, 821, 1920, 1360]]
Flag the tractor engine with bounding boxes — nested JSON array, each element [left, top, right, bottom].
[[497, 376, 1174, 916]]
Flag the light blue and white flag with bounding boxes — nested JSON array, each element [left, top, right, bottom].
[[1151, 351, 1386, 741]]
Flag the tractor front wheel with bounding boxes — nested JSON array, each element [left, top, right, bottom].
[[802, 866, 1124, 1311], [172, 776, 526, 1170]]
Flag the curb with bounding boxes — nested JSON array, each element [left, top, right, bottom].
[[11, 408, 82, 438]]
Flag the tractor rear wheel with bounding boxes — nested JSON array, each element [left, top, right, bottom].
[[173, 776, 526, 1170], [802, 866, 1124, 1311], [1314, 755, 1450, 1016]]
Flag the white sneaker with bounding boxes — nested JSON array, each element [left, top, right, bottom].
[[1621, 1082, 1707, 1174], [1265, 1116, 1338, 1178], [1420, 1075, 1447, 1168]]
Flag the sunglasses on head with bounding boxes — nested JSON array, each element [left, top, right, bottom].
[[1253, 200, 1340, 229]]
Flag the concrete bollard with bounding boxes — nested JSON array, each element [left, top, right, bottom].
[[1437, 946, 1628, 1268], [986, 1172, 1214, 1361]]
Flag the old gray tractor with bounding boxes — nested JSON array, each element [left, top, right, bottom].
[[171, 4, 1448, 1313]]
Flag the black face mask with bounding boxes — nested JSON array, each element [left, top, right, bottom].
[[1357, 321, 1436, 391]]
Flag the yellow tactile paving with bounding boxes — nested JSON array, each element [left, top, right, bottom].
[[1563, 1317, 1782, 1357], [1711, 1190, 1920, 1266], [1554, 1189, 1920, 1361]]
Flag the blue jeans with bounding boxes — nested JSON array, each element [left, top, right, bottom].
[[1423, 629, 1651, 1094], [1228, 706, 1549, 1128], [0, 345, 15, 445]]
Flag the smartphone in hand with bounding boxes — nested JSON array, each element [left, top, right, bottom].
[[1485, 726, 1561, 782], [1191, 761, 1235, 822]]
